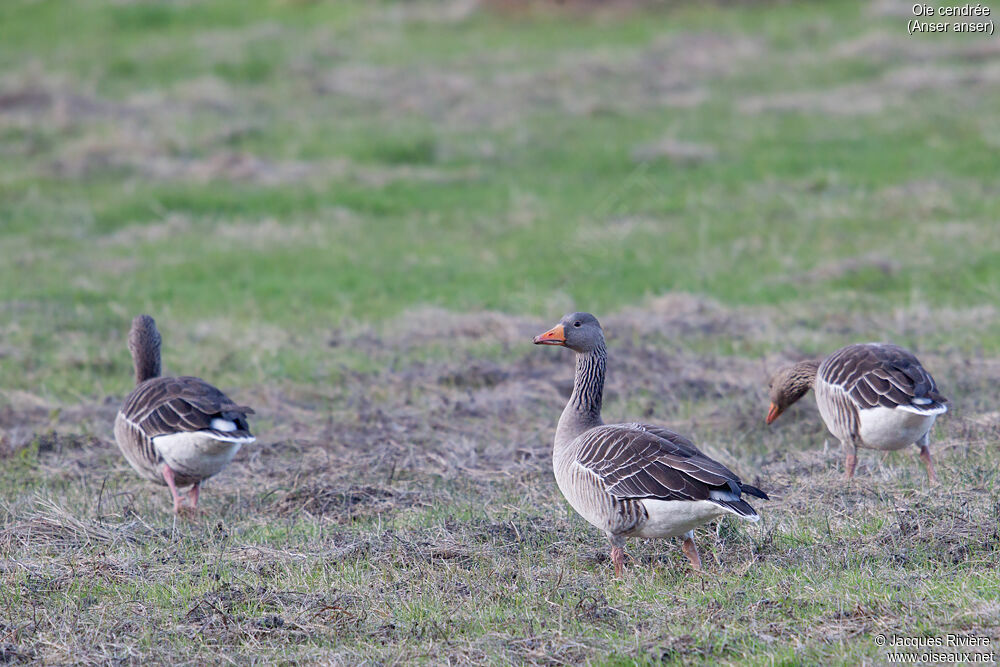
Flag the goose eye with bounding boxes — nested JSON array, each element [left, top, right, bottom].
[[573, 321, 581, 328]]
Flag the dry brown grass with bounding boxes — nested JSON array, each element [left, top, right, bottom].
[[312, 32, 761, 129], [1, 298, 998, 662]]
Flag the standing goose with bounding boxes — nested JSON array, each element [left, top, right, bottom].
[[533, 312, 767, 575], [766, 343, 946, 482], [114, 315, 255, 513]]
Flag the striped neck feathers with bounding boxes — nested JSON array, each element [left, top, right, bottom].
[[558, 344, 607, 440]]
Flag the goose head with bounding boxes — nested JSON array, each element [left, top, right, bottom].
[[533, 312, 605, 354], [766, 360, 819, 424]]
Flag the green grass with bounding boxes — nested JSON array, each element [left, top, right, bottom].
[[1, 0, 999, 664]]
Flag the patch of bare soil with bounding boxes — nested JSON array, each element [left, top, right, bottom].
[[0, 642, 33, 665], [832, 31, 1000, 64], [0, 71, 235, 129], [383, 0, 480, 23], [867, 0, 917, 17], [50, 137, 475, 186], [184, 584, 365, 640], [0, 391, 118, 459], [482, 0, 787, 16], [0, 84, 130, 125], [315, 33, 762, 127], [97, 214, 194, 247], [268, 484, 423, 520], [620, 292, 769, 342], [630, 138, 717, 165], [40, 429, 90, 452], [739, 85, 891, 115], [740, 63, 1000, 116], [789, 253, 900, 284], [484, 0, 652, 14], [461, 514, 573, 553]]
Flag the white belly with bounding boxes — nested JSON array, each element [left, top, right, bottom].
[[857, 407, 936, 450], [153, 432, 247, 478], [630, 499, 730, 539]]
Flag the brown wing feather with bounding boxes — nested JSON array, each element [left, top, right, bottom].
[[820, 344, 947, 411], [121, 376, 254, 439], [575, 424, 766, 514]]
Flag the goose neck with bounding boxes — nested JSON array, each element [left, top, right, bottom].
[[555, 345, 606, 445]]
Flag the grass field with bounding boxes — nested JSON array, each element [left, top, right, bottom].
[[1, 0, 999, 664]]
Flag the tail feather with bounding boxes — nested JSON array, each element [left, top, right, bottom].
[[201, 430, 256, 444], [712, 498, 760, 521], [740, 483, 769, 500], [897, 402, 947, 416]]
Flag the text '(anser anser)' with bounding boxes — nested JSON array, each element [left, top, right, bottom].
[[114, 315, 256, 513], [533, 312, 767, 575], [767, 343, 946, 482]]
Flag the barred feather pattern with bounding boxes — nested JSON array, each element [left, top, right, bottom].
[[814, 378, 861, 445], [114, 411, 165, 485], [555, 452, 646, 536], [115, 376, 254, 487], [816, 343, 947, 444], [822, 343, 946, 411], [571, 425, 762, 517], [569, 345, 605, 419]]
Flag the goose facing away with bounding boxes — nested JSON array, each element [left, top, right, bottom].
[[767, 343, 947, 482], [533, 312, 767, 575], [114, 315, 255, 512]]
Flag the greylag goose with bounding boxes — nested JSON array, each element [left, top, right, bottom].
[[767, 343, 946, 482], [533, 312, 767, 575], [114, 315, 255, 512]]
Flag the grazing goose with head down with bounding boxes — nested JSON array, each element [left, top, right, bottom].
[[767, 343, 946, 483], [114, 315, 255, 513], [533, 312, 767, 575]]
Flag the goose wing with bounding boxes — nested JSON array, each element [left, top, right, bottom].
[[574, 423, 766, 518], [120, 376, 255, 442], [821, 344, 947, 414]]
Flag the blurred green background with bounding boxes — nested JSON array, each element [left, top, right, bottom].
[[1, 0, 998, 398]]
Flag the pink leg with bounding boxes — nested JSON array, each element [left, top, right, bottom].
[[681, 534, 702, 571], [845, 452, 857, 480], [610, 546, 625, 577], [189, 483, 200, 508], [161, 464, 185, 514], [918, 438, 938, 485], [844, 440, 858, 480], [609, 535, 627, 577]]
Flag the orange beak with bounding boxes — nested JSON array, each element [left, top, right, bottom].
[[533, 324, 566, 346], [765, 402, 783, 425]]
